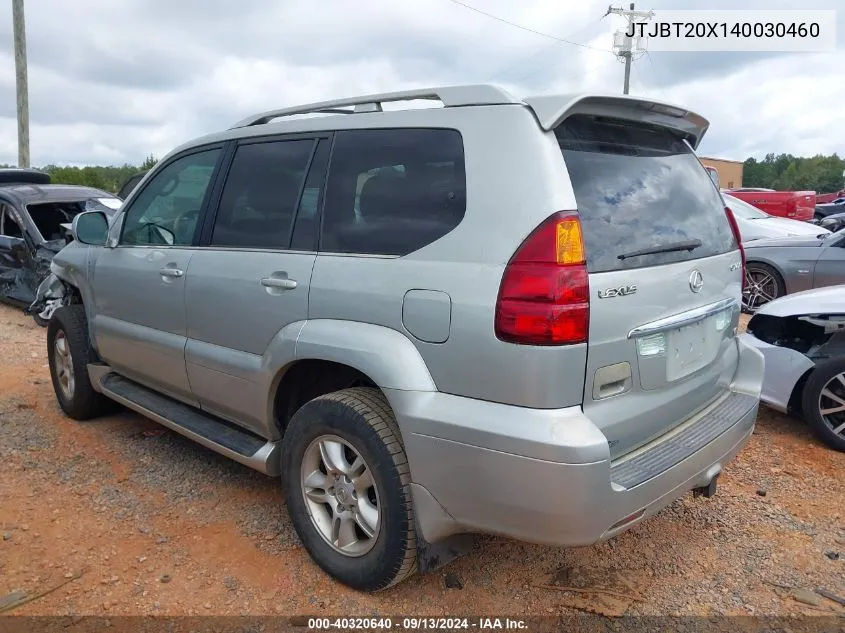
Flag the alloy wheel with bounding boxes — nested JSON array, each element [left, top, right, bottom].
[[818, 372, 845, 440], [742, 268, 778, 312], [300, 434, 381, 556], [53, 330, 75, 400]]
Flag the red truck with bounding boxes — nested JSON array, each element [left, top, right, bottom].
[[817, 189, 845, 204], [725, 189, 816, 221]]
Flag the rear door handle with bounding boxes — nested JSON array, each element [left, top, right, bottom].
[[160, 267, 184, 278], [260, 277, 297, 290]]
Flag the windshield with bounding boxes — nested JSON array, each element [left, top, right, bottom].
[[724, 194, 770, 220]]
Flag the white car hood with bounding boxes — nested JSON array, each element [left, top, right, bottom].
[[755, 284, 845, 317], [743, 216, 830, 240]]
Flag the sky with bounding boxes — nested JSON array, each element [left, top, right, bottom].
[[0, 0, 841, 167]]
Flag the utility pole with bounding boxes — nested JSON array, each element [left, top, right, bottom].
[[12, 0, 30, 168], [608, 3, 655, 94]]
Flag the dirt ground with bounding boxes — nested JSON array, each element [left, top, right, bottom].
[[1, 304, 843, 617]]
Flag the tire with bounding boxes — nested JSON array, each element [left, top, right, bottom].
[[47, 305, 111, 420], [742, 262, 785, 313], [281, 387, 417, 591], [32, 312, 49, 327], [801, 359, 845, 452]]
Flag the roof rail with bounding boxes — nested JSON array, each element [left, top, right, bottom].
[[230, 84, 522, 128]]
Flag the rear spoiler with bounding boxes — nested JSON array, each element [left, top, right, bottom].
[[523, 94, 710, 149]]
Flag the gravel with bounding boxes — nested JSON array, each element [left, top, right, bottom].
[[1, 305, 843, 617]]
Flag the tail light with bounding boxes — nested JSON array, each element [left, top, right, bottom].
[[495, 212, 589, 345], [724, 207, 746, 289]]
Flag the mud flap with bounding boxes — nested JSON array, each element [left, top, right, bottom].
[[415, 519, 475, 574]]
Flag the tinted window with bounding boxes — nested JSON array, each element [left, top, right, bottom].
[[291, 139, 330, 251], [118, 172, 146, 200], [557, 116, 735, 273], [321, 129, 466, 256], [122, 149, 220, 246], [211, 140, 313, 249]]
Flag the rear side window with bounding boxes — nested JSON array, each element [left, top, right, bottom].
[[557, 115, 735, 273], [211, 140, 313, 249], [321, 129, 466, 256]]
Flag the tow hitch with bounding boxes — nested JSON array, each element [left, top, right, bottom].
[[692, 475, 718, 499]]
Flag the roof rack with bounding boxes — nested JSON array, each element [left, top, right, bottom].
[[230, 84, 522, 128]]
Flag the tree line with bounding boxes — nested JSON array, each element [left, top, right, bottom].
[[0, 155, 158, 194], [743, 153, 844, 193]]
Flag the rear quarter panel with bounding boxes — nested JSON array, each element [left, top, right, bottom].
[[307, 105, 589, 409]]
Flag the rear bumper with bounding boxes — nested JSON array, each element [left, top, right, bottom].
[[389, 335, 764, 546]]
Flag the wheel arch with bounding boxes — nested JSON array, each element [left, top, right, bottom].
[[787, 366, 815, 414], [264, 320, 437, 438]]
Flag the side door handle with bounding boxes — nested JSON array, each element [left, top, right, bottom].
[[160, 267, 184, 278], [260, 276, 297, 290]]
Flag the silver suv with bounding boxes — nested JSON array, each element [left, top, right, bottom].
[[39, 85, 764, 591]]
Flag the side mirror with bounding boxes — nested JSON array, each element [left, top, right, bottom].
[[71, 211, 109, 246]]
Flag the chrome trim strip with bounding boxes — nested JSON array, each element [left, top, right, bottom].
[[627, 298, 738, 339]]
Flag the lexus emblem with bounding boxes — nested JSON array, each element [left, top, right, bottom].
[[689, 270, 704, 293]]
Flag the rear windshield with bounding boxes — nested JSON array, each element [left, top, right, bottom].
[[557, 115, 736, 273]]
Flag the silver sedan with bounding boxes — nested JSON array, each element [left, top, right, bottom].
[[742, 285, 845, 452], [742, 229, 845, 312]]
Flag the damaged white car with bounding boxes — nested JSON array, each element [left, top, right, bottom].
[[742, 285, 845, 452]]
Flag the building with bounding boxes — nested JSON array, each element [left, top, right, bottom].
[[699, 157, 744, 189]]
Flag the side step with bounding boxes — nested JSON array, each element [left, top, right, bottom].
[[96, 371, 281, 476]]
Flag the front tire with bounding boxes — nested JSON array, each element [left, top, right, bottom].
[[281, 387, 417, 591], [47, 306, 111, 420], [801, 360, 845, 452]]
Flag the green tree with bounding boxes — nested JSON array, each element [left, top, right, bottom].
[[742, 152, 844, 192], [140, 155, 158, 171]]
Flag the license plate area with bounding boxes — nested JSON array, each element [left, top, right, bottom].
[[666, 316, 722, 381], [633, 304, 735, 390]]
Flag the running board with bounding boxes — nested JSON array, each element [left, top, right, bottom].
[[93, 369, 281, 476]]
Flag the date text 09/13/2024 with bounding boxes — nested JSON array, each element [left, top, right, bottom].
[[305, 618, 528, 630]]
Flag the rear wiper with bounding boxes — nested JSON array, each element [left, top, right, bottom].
[[617, 239, 703, 260]]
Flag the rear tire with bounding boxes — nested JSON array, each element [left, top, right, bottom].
[[801, 360, 845, 452], [742, 262, 785, 313], [281, 387, 417, 591], [32, 312, 49, 327], [47, 306, 111, 420]]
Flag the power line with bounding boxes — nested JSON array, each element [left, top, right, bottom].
[[489, 40, 563, 82], [645, 51, 663, 91], [488, 14, 610, 82], [445, 0, 612, 52]]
